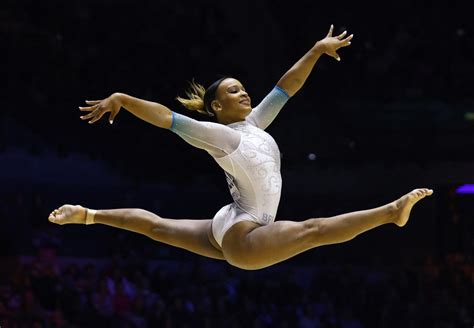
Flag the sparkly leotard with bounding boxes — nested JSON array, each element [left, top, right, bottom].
[[170, 86, 290, 246]]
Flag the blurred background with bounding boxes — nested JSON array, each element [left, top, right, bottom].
[[1, 0, 473, 327]]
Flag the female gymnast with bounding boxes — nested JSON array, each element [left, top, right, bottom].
[[49, 25, 433, 270]]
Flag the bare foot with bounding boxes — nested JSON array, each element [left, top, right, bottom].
[[393, 188, 433, 227], [48, 205, 87, 225]]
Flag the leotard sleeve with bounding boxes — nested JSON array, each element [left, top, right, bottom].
[[169, 112, 241, 158], [246, 86, 290, 130]]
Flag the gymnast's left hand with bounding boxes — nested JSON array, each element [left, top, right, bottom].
[[316, 24, 354, 62], [79, 93, 122, 124]]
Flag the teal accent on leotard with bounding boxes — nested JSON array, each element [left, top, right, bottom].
[[170, 111, 176, 130], [246, 86, 290, 130], [274, 85, 290, 98]]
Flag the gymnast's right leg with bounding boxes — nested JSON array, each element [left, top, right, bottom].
[[48, 205, 225, 260]]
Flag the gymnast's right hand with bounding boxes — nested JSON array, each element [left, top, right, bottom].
[[79, 93, 122, 124]]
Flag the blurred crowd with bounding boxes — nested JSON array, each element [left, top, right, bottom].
[[0, 249, 472, 328]]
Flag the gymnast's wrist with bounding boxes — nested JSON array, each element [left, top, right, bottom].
[[85, 208, 97, 225], [313, 41, 326, 55]]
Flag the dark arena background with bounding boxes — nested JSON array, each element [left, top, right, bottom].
[[1, 0, 473, 327]]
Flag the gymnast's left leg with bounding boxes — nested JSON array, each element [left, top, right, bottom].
[[222, 188, 433, 270]]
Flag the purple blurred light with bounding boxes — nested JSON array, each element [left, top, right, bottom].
[[456, 184, 474, 194]]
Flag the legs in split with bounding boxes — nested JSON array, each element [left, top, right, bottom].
[[222, 188, 433, 270], [49, 188, 432, 270], [48, 205, 225, 260]]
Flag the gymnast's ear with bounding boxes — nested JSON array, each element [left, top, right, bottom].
[[211, 100, 222, 112]]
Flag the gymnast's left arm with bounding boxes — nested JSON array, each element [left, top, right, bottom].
[[276, 24, 353, 97]]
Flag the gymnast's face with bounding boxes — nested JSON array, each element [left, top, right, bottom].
[[211, 78, 252, 121]]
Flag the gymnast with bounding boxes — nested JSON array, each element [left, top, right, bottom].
[[49, 25, 433, 270]]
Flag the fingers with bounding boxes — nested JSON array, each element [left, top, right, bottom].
[[79, 100, 102, 111], [343, 34, 354, 42], [79, 99, 102, 112], [79, 105, 111, 124], [109, 111, 118, 124], [323, 26, 354, 62], [326, 24, 334, 37], [80, 107, 101, 120], [79, 99, 117, 125], [79, 104, 98, 112], [336, 30, 347, 40], [340, 33, 354, 47], [85, 100, 102, 105], [327, 26, 354, 50], [88, 110, 107, 124]]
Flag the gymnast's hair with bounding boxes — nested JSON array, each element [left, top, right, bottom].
[[176, 77, 230, 117]]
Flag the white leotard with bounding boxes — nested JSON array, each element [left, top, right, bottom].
[[170, 86, 290, 246]]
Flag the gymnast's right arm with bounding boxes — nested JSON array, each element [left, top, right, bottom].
[[79, 93, 240, 157], [79, 92, 172, 129]]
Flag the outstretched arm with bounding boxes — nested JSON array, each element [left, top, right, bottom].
[[79, 93, 173, 129], [247, 25, 353, 130], [79, 93, 241, 157], [276, 25, 353, 97]]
